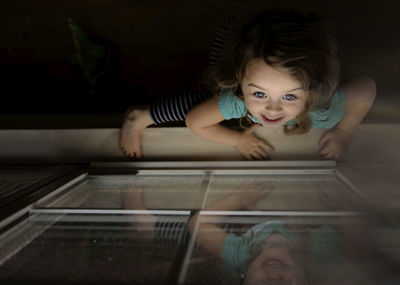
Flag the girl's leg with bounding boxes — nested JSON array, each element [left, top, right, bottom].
[[120, 91, 210, 158], [149, 91, 210, 124]]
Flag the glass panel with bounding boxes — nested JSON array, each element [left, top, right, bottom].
[[36, 174, 206, 210], [1, 169, 398, 285], [205, 173, 367, 211], [0, 213, 189, 284], [182, 213, 400, 285]]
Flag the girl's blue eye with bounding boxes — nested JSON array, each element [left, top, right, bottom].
[[283, 94, 297, 101], [254, 92, 267, 98]]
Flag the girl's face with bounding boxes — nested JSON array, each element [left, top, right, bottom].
[[241, 58, 308, 129], [244, 233, 298, 285]]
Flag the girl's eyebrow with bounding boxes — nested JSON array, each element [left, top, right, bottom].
[[248, 83, 303, 93], [285, 87, 303, 93]]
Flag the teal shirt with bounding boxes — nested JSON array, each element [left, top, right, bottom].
[[221, 220, 344, 278], [218, 89, 346, 129]]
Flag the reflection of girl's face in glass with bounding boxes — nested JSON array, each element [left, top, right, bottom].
[[244, 233, 298, 285]]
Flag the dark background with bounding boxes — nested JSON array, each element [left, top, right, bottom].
[[1, 0, 399, 128]]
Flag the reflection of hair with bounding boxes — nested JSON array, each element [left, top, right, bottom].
[[244, 225, 315, 285], [212, 10, 340, 134]]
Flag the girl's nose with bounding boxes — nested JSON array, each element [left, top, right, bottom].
[[265, 100, 283, 111]]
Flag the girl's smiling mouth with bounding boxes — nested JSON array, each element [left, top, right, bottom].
[[261, 114, 284, 124]]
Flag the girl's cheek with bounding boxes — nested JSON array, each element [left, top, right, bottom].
[[247, 101, 261, 111], [287, 101, 305, 110]]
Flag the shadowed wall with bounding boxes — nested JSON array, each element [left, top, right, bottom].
[[1, 0, 399, 126]]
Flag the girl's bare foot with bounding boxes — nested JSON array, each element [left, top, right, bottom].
[[120, 106, 153, 158]]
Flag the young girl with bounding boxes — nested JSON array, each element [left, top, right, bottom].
[[120, 10, 376, 160]]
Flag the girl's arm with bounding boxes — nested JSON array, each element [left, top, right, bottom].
[[319, 76, 376, 159], [185, 95, 274, 159], [188, 183, 272, 257]]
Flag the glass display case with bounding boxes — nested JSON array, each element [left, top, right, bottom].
[[0, 161, 398, 284]]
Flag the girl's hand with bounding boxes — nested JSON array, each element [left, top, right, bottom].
[[319, 126, 352, 159], [234, 124, 275, 160]]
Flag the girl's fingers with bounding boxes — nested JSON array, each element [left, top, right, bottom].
[[324, 151, 335, 159], [244, 153, 252, 160], [259, 141, 275, 153], [255, 146, 269, 159], [250, 152, 264, 160], [321, 152, 332, 158], [319, 133, 331, 147], [319, 143, 331, 155]]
